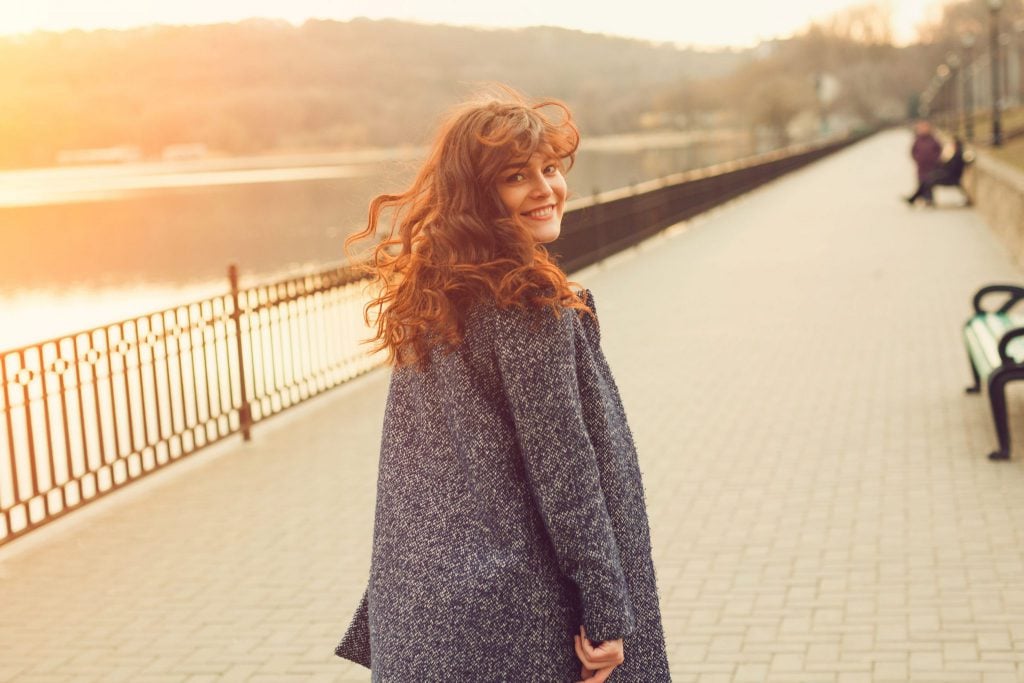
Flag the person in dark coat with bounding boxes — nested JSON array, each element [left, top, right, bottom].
[[332, 85, 671, 682], [905, 136, 972, 207], [905, 119, 943, 206]]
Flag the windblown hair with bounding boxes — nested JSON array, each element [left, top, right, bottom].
[[344, 85, 595, 370]]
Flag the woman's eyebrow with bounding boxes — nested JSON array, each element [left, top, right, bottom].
[[499, 160, 529, 173]]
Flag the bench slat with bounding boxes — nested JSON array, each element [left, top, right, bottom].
[[983, 314, 1024, 363], [965, 323, 996, 381], [968, 317, 1003, 377], [965, 313, 1024, 382]]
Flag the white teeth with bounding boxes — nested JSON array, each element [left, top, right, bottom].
[[524, 205, 554, 219]]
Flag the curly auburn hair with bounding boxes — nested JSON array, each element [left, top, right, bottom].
[[344, 84, 596, 370]]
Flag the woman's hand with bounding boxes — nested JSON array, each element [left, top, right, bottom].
[[574, 625, 624, 683]]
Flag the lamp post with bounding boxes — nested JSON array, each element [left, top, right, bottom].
[[1000, 32, 1011, 109], [988, 0, 1003, 146], [963, 33, 976, 142], [937, 63, 952, 131], [920, 74, 938, 119], [813, 72, 828, 136], [1016, 19, 1024, 105], [948, 53, 962, 136]]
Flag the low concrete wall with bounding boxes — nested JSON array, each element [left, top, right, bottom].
[[965, 151, 1024, 266]]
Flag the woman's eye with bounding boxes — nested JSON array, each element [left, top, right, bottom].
[[544, 164, 558, 174], [506, 173, 525, 183]]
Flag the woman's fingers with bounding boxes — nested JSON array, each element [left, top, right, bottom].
[[587, 639, 624, 662], [592, 640, 625, 665], [575, 634, 610, 670], [579, 626, 617, 657], [575, 636, 625, 676], [574, 635, 598, 669], [588, 665, 617, 683], [576, 626, 625, 667], [578, 626, 611, 662], [577, 664, 614, 683]]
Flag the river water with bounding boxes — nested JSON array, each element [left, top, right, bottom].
[[0, 129, 760, 351]]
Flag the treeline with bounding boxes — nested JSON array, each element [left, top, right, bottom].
[[674, 0, 1024, 144], [0, 19, 750, 167], [4, 3, 1017, 169]]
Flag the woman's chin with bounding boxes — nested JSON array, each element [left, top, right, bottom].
[[529, 220, 562, 244]]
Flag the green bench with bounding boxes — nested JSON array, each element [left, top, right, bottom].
[[964, 284, 1024, 460]]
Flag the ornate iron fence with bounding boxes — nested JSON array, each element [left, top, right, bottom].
[[0, 130, 871, 547], [0, 264, 376, 545]]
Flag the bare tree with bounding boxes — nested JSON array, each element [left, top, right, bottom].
[[916, 0, 1023, 57], [824, 2, 896, 46]]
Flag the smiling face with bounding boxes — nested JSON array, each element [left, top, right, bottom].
[[495, 151, 567, 244]]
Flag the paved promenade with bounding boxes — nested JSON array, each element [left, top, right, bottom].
[[4, 129, 1024, 682]]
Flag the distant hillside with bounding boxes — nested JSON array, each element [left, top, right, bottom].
[[0, 18, 752, 168]]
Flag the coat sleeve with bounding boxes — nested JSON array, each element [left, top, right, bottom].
[[492, 303, 637, 642]]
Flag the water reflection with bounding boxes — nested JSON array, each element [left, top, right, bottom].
[[0, 165, 371, 207], [0, 131, 758, 350]]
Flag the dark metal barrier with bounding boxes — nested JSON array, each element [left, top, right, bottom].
[[0, 265, 374, 545], [553, 131, 870, 273], [0, 130, 872, 547]]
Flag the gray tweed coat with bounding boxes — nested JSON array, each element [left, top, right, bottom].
[[334, 288, 670, 682]]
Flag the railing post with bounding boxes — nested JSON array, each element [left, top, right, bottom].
[[228, 264, 252, 442]]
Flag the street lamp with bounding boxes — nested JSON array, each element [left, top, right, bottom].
[[988, 0, 1003, 146], [948, 52, 962, 136], [920, 84, 933, 117], [937, 63, 952, 129], [963, 33, 976, 142], [1016, 19, 1024, 105], [1000, 32, 1011, 110], [813, 72, 828, 136]]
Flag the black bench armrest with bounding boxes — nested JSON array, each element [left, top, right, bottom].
[[972, 284, 1024, 315], [999, 327, 1024, 365]]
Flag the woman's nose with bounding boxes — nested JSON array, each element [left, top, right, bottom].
[[529, 175, 552, 197]]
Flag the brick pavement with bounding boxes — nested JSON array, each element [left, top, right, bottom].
[[3, 129, 1024, 682]]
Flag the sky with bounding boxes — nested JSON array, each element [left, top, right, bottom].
[[0, 0, 949, 48]]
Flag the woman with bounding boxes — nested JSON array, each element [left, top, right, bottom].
[[333, 85, 671, 682], [906, 119, 942, 206]]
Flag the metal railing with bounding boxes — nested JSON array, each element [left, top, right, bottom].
[[921, 31, 1024, 147], [553, 131, 870, 273], [0, 264, 376, 546], [0, 130, 871, 547]]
